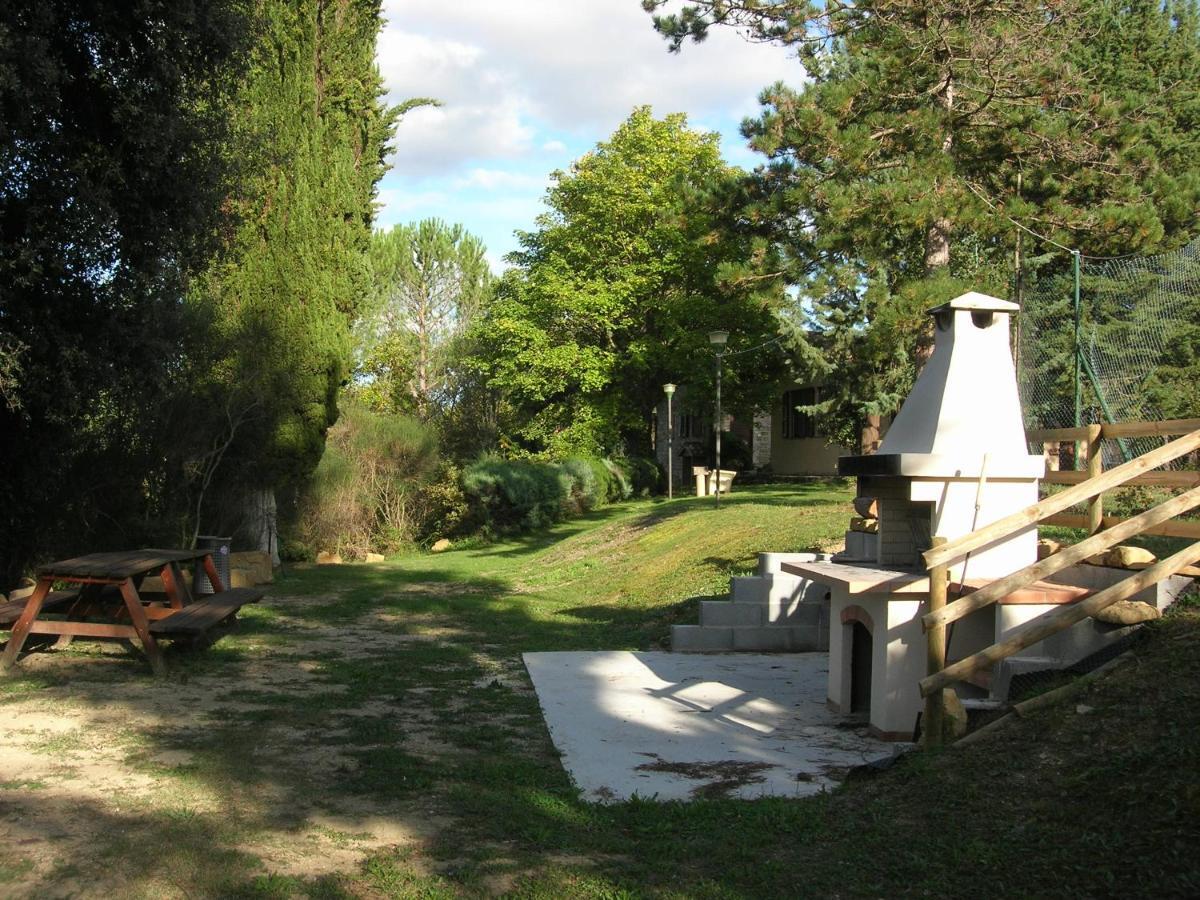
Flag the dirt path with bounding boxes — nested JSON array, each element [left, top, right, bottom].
[[0, 585, 485, 897]]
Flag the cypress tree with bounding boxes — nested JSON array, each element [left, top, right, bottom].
[[186, 0, 396, 537]]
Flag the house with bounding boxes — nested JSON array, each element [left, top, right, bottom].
[[654, 381, 866, 484]]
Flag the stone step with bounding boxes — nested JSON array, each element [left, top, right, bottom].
[[671, 624, 824, 653], [756, 551, 828, 577], [768, 598, 825, 627], [671, 625, 734, 652], [731, 626, 824, 652], [703, 595, 828, 627], [730, 576, 769, 605], [700, 600, 764, 627]]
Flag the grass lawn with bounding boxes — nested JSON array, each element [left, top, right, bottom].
[[2, 481, 1199, 898]]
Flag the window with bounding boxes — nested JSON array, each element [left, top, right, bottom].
[[678, 413, 701, 439], [782, 387, 818, 439]]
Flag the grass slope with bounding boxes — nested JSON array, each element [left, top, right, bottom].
[[2, 482, 1198, 898]]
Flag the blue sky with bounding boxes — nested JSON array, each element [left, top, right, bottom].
[[375, 0, 802, 272]]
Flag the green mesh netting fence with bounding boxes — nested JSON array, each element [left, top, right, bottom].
[[1018, 236, 1200, 456]]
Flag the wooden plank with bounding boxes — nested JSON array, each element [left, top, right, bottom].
[[921, 540, 1200, 698], [1123, 561, 1200, 578], [37, 548, 210, 580], [924, 428, 1200, 569], [1028, 426, 1091, 442], [923, 485, 1200, 631], [150, 588, 262, 636], [162, 562, 192, 610], [201, 553, 226, 594], [1043, 513, 1200, 540], [0, 590, 80, 627], [118, 577, 166, 676], [1086, 424, 1104, 534], [0, 578, 53, 671], [1102, 418, 1200, 439], [1043, 470, 1200, 487], [924, 538, 948, 748], [27, 621, 139, 639]]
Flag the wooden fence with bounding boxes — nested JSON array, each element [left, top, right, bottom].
[[920, 418, 1200, 746]]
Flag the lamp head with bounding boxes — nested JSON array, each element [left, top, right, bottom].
[[663, 383, 676, 396], [708, 330, 729, 351]]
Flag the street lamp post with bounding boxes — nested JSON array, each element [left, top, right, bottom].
[[708, 330, 729, 508], [663, 383, 676, 500]]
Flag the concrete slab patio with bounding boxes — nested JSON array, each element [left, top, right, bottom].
[[523, 650, 908, 803]]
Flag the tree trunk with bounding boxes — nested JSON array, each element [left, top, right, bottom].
[[925, 74, 954, 274], [861, 414, 882, 455], [243, 488, 280, 566]]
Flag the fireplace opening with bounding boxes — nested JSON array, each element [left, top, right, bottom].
[[850, 622, 872, 714]]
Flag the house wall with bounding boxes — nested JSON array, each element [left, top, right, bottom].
[[767, 381, 853, 475], [770, 433, 848, 475]]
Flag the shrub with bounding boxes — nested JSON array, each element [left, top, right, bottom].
[[559, 457, 618, 511], [620, 456, 662, 497], [412, 462, 471, 543], [294, 406, 441, 557], [462, 456, 574, 532], [460, 454, 662, 538]]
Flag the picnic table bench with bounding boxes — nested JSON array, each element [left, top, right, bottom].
[[0, 590, 81, 627], [0, 549, 263, 675]]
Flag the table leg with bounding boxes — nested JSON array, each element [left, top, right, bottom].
[[161, 562, 193, 609], [201, 553, 226, 593], [1, 578, 53, 672], [117, 578, 167, 677]]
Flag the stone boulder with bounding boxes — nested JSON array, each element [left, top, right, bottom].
[[364, 552, 385, 563], [1093, 600, 1160, 626], [8, 578, 37, 602], [1037, 538, 1063, 560], [1086, 545, 1157, 569], [316, 551, 343, 565], [853, 496, 879, 518], [230, 550, 274, 585], [430, 539, 452, 553]]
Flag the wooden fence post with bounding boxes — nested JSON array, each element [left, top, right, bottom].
[[1087, 423, 1104, 535], [924, 536, 949, 748]]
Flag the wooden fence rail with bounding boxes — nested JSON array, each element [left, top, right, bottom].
[[920, 419, 1200, 747]]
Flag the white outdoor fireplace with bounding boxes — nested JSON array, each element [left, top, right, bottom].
[[838, 292, 1044, 579], [785, 292, 1046, 739]]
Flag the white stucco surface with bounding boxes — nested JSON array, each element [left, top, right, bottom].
[[523, 650, 907, 803]]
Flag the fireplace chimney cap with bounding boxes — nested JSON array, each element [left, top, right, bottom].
[[927, 291, 1019, 316]]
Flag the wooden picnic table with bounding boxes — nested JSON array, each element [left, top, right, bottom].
[[0, 548, 262, 675]]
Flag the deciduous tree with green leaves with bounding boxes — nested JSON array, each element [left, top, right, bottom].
[[474, 107, 789, 458], [0, 0, 250, 583]]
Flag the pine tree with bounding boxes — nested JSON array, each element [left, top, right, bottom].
[[359, 220, 492, 418], [645, 0, 1200, 443]]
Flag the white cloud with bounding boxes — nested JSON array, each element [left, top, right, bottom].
[[453, 168, 548, 192], [379, 0, 800, 176], [375, 1, 804, 260]]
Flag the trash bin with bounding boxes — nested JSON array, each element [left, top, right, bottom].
[[195, 535, 232, 594]]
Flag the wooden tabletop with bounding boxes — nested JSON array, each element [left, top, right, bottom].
[[37, 549, 211, 580]]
